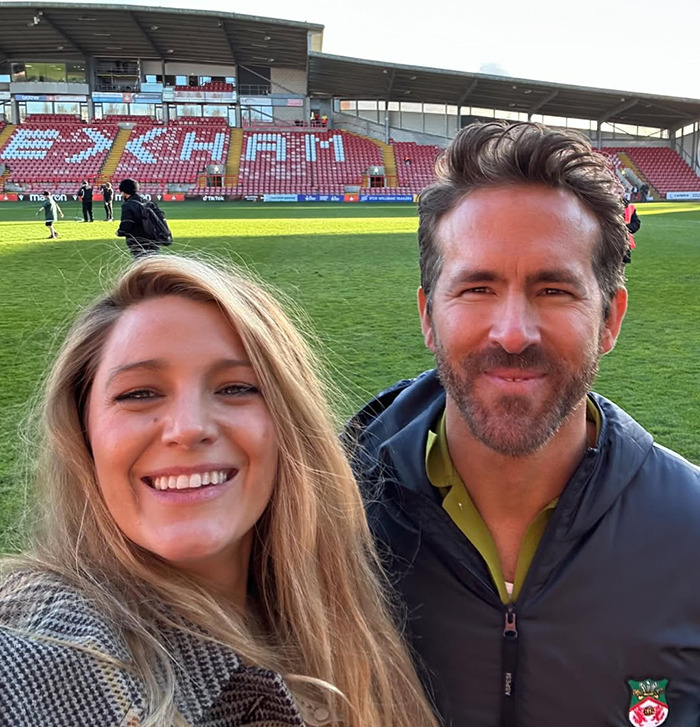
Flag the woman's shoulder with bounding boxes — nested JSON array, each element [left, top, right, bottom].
[[0, 569, 145, 726], [0, 569, 131, 658]]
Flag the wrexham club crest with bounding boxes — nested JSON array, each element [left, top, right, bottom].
[[628, 679, 669, 726]]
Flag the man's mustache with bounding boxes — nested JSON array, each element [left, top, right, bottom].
[[463, 346, 556, 373]]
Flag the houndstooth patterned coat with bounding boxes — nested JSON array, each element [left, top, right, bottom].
[[0, 572, 333, 727]]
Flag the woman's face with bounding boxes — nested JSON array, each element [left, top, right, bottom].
[[87, 295, 278, 592]]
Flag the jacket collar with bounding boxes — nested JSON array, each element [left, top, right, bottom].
[[354, 369, 655, 540], [158, 620, 244, 723]]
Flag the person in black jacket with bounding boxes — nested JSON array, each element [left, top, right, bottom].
[[77, 180, 93, 222], [347, 121, 700, 727], [116, 178, 159, 258], [102, 181, 114, 222]]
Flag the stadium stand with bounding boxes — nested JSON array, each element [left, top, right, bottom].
[[0, 115, 119, 193], [110, 117, 229, 194], [174, 82, 235, 92], [233, 130, 385, 195], [5, 106, 698, 200], [393, 141, 441, 190], [616, 146, 700, 196]]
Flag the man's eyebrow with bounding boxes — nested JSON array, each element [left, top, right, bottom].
[[445, 268, 587, 289], [448, 269, 501, 284], [105, 357, 253, 386], [526, 269, 586, 287]]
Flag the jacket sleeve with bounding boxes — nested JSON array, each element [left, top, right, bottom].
[[116, 202, 140, 238], [626, 210, 641, 233], [0, 629, 144, 726]]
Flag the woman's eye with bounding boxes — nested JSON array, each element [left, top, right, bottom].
[[114, 389, 158, 402], [217, 383, 259, 396]]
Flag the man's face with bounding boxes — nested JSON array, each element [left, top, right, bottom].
[[418, 184, 626, 457]]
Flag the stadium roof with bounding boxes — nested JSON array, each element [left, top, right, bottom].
[[0, 2, 323, 69], [2, 2, 700, 131], [308, 53, 700, 131]]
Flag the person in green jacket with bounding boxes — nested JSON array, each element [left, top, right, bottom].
[[36, 191, 64, 239]]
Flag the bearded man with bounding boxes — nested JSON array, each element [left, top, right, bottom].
[[348, 121, 700, 727]]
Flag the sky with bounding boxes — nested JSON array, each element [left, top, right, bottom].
[[64, 0, 700, 99]]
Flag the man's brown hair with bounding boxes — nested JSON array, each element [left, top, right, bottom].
[[418, 121, 627, 317]]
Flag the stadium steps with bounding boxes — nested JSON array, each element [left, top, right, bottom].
[[0, 124, 17, 191], [225, 128, 243, 185], [375, 139, 398, 186], [0, 123, 16, 154], [350, 132, 399, 186], [98, 127, 132, 183], [617, 151, 660, 200]]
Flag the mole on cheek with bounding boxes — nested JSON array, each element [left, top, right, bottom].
[[152, 417, 159, 423]]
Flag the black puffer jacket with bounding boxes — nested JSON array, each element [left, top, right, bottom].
[[348, 370, 700, 727], [116, 192, 148, 242]]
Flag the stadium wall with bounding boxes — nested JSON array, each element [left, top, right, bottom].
[[141, 61, 236, 77], [599, 140, 668, 147], [11, 82, 89, 96], [271, 68, 307, 95], [675, 127, 700, 173], [333, 111, 451, 147]]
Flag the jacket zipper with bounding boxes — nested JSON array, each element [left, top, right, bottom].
[[501, 605, 518, 727]]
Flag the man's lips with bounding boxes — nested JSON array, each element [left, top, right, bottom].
[[485, 369, 546, 382]]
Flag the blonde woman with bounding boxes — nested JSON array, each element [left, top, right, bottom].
[[0, 256, 439, 727]]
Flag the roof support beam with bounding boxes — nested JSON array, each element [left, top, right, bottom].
[[645, 100, 694, 120], [128, 11, 162, 58], [386, 68, 396, 98], [598, 98, 639, 124], [41, 12, 87, 58], [528, 89, 558, 116], [457, 79, 478, 106], [218, 21, 238, 65], [668, 120, 688, 135]]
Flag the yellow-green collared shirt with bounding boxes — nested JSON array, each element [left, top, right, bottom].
[[425, 398, 601, 603]]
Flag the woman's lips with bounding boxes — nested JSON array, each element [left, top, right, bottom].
[[141, 467, 237, 491]]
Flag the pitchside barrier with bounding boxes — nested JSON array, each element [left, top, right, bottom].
[[0, 191, 418, 203], [0, 192, 185, 203], [666, 191, 700, 200], [264, 193, 417, 203]]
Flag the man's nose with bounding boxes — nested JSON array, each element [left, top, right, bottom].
[[488, 294, 541, 354], [161, 393, 218, 448]]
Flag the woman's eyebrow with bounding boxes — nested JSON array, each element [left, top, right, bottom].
[[106, 359, 165, 386], [209, 358, 254, 374]]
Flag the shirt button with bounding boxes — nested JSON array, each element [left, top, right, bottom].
[[314, 707, 330, 722]]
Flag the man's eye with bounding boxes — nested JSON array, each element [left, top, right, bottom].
[[541, 288, 569, 296], [114, 389, 158, 402], [217, 384, 259, 396], [462, 286, 491, 295]]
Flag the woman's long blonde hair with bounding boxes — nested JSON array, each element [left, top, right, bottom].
[[5, 255, 439, 727]]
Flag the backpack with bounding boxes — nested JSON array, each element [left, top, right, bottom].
[[139, 200, 172, 245]]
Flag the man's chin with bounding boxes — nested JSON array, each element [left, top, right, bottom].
[[459, 396, 561, 457]]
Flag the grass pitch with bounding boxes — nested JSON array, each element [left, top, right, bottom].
[[0, 200, 698, 550]]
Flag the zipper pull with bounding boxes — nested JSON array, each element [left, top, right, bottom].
[[502, 606, 518, 710], [503, 608, 518, 639]]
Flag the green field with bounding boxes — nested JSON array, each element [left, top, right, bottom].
[[0, 200, 698, 550]]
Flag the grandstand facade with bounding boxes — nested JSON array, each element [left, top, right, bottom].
[[2, 2, 700, 202]]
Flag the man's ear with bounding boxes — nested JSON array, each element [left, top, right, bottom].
[[417, 287, 436, 352], [600, 287, 628, 355]]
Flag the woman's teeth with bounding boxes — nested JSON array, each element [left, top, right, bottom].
[[151, 470, 230, 491]]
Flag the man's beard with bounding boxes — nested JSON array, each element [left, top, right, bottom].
[[434, 333, 602, 458]]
